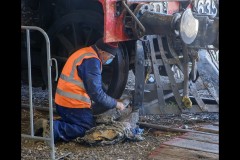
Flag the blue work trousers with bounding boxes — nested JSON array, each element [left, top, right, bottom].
[[53, 105, 95, 142]]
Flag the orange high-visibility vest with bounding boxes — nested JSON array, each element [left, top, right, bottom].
[[55, 46, 101, 108]]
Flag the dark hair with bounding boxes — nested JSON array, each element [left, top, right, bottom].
[[95, 38, 119, 56]]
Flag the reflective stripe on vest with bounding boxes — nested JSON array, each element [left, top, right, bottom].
[[56, 88, 91, 103], [57, 52, 96, 102], [56, 52, 98, 105], [70, 53, 96, 77], [60, 72, 84, 89]]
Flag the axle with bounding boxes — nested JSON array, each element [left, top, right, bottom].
[[125, 2, 218, 47]]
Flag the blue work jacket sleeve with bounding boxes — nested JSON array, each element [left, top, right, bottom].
[[77, 58, 117, 109]]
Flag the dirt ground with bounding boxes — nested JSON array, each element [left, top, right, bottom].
[[21, 2, 218, 158], [21, 107, 218, 160], [21, 71, 218, 159], [21, 107, 182, 159]]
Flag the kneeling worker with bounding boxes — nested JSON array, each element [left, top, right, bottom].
[[35, 38, 126, 143]]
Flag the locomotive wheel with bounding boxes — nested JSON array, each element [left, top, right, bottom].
[[41, 10, 129, 99], [102, 43, 129, 98]]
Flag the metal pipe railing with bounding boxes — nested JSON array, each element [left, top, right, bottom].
[[21, 26, 55, 159]]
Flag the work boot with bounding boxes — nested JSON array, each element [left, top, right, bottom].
[[34, 118, 48, 136], [34, 118, 51, 146], [42, 119, 50, 138]]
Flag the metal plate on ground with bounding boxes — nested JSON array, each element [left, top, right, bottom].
[[180, 132, 219, 144], [163, 137, 218, 154], [148, 145, 219, 160]]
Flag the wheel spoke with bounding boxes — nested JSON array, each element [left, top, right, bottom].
[[71, 23, 78, 48], [56, 33, 74, 55], [84, 27, 93, 46]]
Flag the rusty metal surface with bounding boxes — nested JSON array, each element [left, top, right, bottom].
[[198, 124, 219, 134], [133, 1, 180, 37], [141, 37, 218, 114], [123, 0, 146, 37], [139, 11, 174, 35], [182, 45, 189, 98], [138, 122, 217, 135], [103, 0, 183, 42], [157, 35, 184, 111], [148, 36, 166, 113], [103, 0, 130, 43], [166, 36, 183, 71], [189, 82, 208, 112], [133, 40, 146, 113]]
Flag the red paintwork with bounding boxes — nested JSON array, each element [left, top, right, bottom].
[[99, 0, 130, 43], [167, 2, 192, 14], [99, 0, 181, 43], [167, 1, 180, 14]]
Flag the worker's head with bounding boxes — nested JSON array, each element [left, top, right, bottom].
[[94, 38, 119, 65]]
